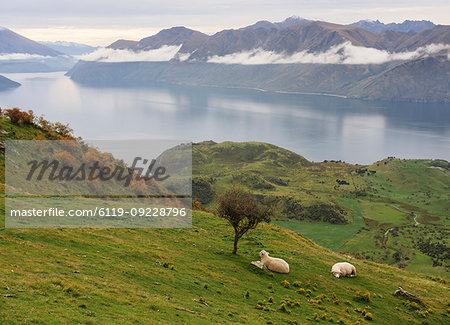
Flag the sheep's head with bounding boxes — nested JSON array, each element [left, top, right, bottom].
[[259, 250, 269, 258], [331, 271, 341, 278]]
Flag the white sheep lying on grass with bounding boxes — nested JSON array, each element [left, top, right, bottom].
[[331, 262, 356, 278], [259, 250, 289, 274]]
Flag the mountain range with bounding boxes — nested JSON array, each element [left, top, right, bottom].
[[1, 18, 449, 101], [0, 27, 74, 73], [350, 19, 435, 33], [241, 16, 311, 30], [39, 41, 100, 56], [243, 17, 436, 34], [106, 21, 449, 58], [69, 19, 450, 102]]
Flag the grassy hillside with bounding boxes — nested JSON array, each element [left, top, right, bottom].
[[1, 211, 449, 324], [0, 115, 449, 324], [192, 141, 449, 276]]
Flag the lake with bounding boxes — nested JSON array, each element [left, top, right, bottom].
[[1, 71, 449, 164]]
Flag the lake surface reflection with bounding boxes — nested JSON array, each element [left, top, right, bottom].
[[1, 72, 449, 164]]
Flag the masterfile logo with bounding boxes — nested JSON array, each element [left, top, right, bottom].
[[4, 140, 192, 228]]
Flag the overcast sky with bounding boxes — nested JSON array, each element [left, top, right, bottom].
[[2, 1, 449, 46]]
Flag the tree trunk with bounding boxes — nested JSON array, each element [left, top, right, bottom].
[[232, 233, 239, 254]]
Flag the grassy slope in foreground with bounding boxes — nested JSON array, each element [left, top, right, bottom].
[[0, 211, 449, 324]]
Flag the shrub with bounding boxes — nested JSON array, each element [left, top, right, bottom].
[[315, 294, 326, 300], [281, 280, 290, 288], [354, 290, 370, 302], [332, 293, 339, 304], [403, 300, 420, 310], [292, 281, 302, 287], [279, 303, 290, 313], [53, 122, 73, 137], [5, 108, 35, 125], [192, 199, 204, 211], [217, 188, 273, 254], [192, 177, 215, 204], [281, 298, 301, 307], [38, 115, 52, 130], [255, 299, 275, 312]]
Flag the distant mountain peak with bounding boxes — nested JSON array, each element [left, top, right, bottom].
[[242, 16, 310, 30], [284, 15, 305, 21], [154, 26, 203, 37], [107, 26, 209, 54], [41, 41, 90, 47], [165, 26, 191, 31], [107, 39, 139, 50], [40, 41, 100, 55], [349, 19, 435, 33]]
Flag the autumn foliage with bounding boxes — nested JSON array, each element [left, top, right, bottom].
[[3, 108, 35, 125], [1, 107, 74, 138]]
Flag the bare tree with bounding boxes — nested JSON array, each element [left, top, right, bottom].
[[217, 188, 273, 254]]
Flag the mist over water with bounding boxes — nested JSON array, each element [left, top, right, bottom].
[[207, 43, 450, 65], [72, 43, 450, 65], [1, 72, 449, 164]]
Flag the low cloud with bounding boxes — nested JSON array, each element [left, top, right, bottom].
[[78, 45, 182, 62], [0, 53, 52, 60], [207, 42, 450, 65], [62, 42, 450, 64]]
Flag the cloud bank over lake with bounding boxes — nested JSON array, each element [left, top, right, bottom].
[[0, 53, 53, 60], [207, 42, 450, 65], [74, 42, 449, 65], [77, 45, 182, 62]]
